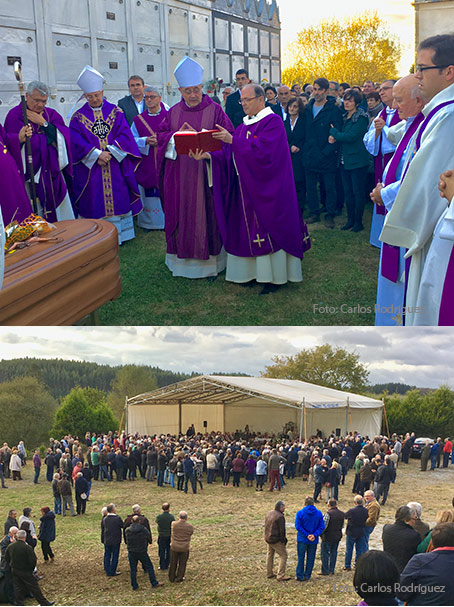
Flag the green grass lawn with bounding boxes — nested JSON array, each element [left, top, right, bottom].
[[1, 458, 451, 605], [97, 206, 379, 326]]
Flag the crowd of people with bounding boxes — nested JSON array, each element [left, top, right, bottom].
[[1, 426, 454, 605], [2, 33, 453, 321]]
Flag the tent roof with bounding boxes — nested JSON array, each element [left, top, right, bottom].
[[127, 375, 383, 410]]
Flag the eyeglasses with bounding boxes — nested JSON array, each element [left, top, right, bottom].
[[415, 64, 449, 73], [144, 95, 160, 100], [239, 96, 259, 105], [29, 96, 47, 103], [379, 86, 393, 93]]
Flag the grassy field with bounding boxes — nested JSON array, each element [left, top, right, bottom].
[[97, 205, 380, 326], [2, 458, 453, 606]]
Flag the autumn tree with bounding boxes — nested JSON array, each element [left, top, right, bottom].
[[261, 344, 369, 392], [107, 365, 158, 422], [282, 12, 402, 87]]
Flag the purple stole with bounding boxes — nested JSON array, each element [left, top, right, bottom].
[[133, 104, 167, 192], [374, 107, 401, 216], [380, 112, 425, 282]]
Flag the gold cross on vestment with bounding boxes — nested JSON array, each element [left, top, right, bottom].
[[253, 234, 265, 247]]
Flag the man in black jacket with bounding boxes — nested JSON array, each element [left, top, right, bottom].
[[264, 501, 291, 581], [302, 77, 343, 228], [374, 456, 395, 505], [118, 75, 145, 126], [101, 503, 123, 576], [4, 530, 54, 605], [319, 498, 345, 575], [382, 505, 420, 573], [125, 516, 163, 590], [225, 69, 251, 128], [343, 495, 368, 571]]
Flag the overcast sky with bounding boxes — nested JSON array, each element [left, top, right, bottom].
[[0, 326, 452, 389], [278, 0, 415, 75]]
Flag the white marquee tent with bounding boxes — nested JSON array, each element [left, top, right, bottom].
[[126, 375, 384, 439]]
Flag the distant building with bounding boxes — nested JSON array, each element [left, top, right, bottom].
[[414, 0, 454, 46], [0, 0, 281, 122]]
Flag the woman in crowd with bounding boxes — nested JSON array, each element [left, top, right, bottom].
[[255, 455, 267, 491], [222, 449, 233, 486], [245, 453, 257, 488], [231, 451, 245, 488], [264, 85, 278, 106], [284, 96, 306, 213], [38, 507, 56, 562], [329, 88, 370, 232], [176, 455, 184, 491], [417, 509, 454, 552], [9, 449, 22, 481]]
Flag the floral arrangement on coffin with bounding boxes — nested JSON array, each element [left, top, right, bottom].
[[5, 213, 58, 253], [205, 77, 224, 95]]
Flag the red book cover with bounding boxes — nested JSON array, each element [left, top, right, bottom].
[[174, 129, 222, 155]]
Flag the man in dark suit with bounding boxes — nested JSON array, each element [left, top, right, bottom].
[[272, 85, 291, 121], [101, 503, 123, 576], [118, 75, 145, 125], [4, 529, 54, 605], [225, 69, 251, 128]]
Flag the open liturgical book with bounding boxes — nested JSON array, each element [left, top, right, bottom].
[[174, 129, 222, 155]]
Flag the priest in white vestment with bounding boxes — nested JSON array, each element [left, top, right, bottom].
[[380, 34, 454, 326]]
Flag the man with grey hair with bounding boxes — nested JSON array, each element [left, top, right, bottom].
[[4, 80, 74, 222], [169, 510, 194, 582], [4, 529, 54, 605], [194, 83, 310, 295], [407, 501, 429, 540], [131, 86, 167, 229], [382, 505, 420, 572], [343, 495, 368, 571]]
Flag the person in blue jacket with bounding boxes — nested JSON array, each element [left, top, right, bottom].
[[294, 496, 325, 581]]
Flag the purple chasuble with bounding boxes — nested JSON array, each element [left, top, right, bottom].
[[211, 111, 309, 259], [0, 124, 33, 225], [156, 95, 233, 259], [439, 246, 454, 325], [374, 107, 401, 216], [4, 105, 72, 223], [70, 100, 142, 219], [133, 104, 167, 190], [380, 112, 425, 283]]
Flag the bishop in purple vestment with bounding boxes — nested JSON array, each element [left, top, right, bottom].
[[4, 81, 74, 223], [156, 56, 233, 278], [69, 87, 142, 243], [200, 84, 310, 294], [131, 87, 168, 230], [0, 123, 32, 225]]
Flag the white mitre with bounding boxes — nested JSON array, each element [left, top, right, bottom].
[[174, 56, 203, 87]]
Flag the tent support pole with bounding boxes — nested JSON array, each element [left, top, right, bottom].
[[178, 399, 182, 435], [382, 398, 390, 437], [345, 399, 348, 435], [223, 400, 226, 434], [298, 399, 304, 442], [125, 396, 128, 435], [303, 398, 307, 442]]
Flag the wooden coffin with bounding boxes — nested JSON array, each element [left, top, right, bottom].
[[1, 218, 121, 325]]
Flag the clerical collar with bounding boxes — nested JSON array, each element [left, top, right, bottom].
[[243, 106, 274, 126], [147, 108, 161, 116], [90, 102, 103, 111], [422, 82, 454, 117]]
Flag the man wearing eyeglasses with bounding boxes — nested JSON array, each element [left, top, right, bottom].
[[380, 34, 454, 326], [191, 84, 310, 295], [363, 79, 399, 247], [225, 69, 251, 128], [4, 81, 75, 222], [131, 87, 167, 230], [156, 56, 233, 279]]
